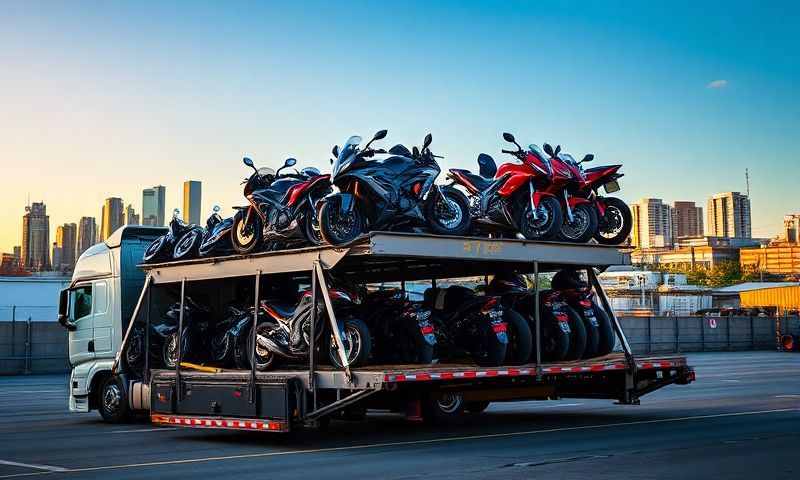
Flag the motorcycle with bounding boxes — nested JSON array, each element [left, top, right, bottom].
[[232, 156, 332, 254], [361, 288, 436, 364], [560, 153, 632, 245], [173, 206, 235, 260], [539, 144, 599, 243], [317, 130, 472, 246], [422, 286, 508, 366], [142, 209, 198, 263], [552, 269, 615, 358], [447, 132, 563, 240], [487, 272, 571, 362], [244, 286, 372, 371]]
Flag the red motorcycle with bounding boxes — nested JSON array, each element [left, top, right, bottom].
[[447, 132, 563, 240], [555, 152, 632, 245], [540, 143, 599, 243]]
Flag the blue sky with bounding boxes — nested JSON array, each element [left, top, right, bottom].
[[1, 0, 798, 250]]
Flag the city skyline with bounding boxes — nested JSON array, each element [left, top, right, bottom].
[[1, 1, 798, 252]]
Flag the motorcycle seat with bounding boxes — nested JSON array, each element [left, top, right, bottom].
[[449, 168, 491, 192], [265, 303, 296, 321]]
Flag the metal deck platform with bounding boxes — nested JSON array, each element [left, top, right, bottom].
[[140, 231, 630, 284]]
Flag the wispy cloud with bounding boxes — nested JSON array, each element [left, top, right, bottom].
[[707, 79, 728, 89]]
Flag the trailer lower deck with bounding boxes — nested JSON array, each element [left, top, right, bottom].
[[148, 353, 694, 432]]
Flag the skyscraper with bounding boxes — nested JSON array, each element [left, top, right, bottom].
[[183, 180, 202, 225], [706, 192, 751, 239], [630, 198, 672, 249], [142, 185, 166, 226], [55, 223, 78, 270], [671, 201, 704, 241], [101, 197, 125, 241], [124, 204, 140, 226], [77, 217, 97, 258], [21, 202, 50, 271]]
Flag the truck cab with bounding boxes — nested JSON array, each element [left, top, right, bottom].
[[58, 226, 166, 417]]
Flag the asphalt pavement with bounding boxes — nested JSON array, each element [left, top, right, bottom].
[[0, 351, 798, 479]]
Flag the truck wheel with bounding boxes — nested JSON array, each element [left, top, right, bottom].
[[98, 376, 130, 423], [422, 392, 465, 424], [465, 401, 491, 414], [503, 309, 533, 365]]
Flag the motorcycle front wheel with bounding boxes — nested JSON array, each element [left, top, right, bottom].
[[318, 202, 364, 246], [503, 309, 533, 365], [142, 235, 171, 263], [328, 318, 372, 369], [558, 203, 599, 243], [593, 197, 632, 245], [425, 186, 471, 236], [245, 323, 277, 371], [303, 213, 323, 246], [173, 229, 203, 260], [517, 196, 563, 241], [231, 210, 263, 254]]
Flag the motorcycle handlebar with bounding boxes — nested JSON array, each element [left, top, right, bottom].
[[501, 149, 517, 154]]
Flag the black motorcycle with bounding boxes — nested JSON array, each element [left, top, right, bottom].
[[173, 206, 235, 260], [241, 287, 372, 371], [317, 130, 472, 245], [207, 303, 254, 369], [142, 209, 198, 263], [361, 288, 436, 364], [487, 272, 569, 363], [552, 269, 615, 358], [423, 286, 508, 366], [232, 157, 332, 253]]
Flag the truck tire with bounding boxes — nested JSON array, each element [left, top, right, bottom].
[[98, 376, 130, 423], [503, 309, 533, 365], [564, 306, 586, 361], [422, 392, 465, 424]]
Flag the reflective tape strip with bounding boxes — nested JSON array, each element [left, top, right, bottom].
[[151, 414, 287, 432]]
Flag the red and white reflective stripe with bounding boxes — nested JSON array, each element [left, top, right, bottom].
[[383, 359, 682, 383], [151, 414, 287, 432]]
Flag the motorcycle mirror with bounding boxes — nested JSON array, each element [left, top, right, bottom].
[[284, 158, 297, 167], [332, 145, 339, 157], [555, 145, 561, 156], [412, 146, 420, 157], [502, 132, 516, 143], [543, 143, 554, 157], [330, 158, 334, 164], [172, 208, 180, 218], [582, 154, 594, 163], [423, 133, 432, 150], [243, 157, 254, 167], [373, 129, 388, 141], [212, 205, 221, 213]]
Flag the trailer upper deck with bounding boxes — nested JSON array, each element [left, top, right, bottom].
[[140, 231, 631, 284]]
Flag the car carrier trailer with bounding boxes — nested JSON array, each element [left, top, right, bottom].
[[110, 232, 694, 432]]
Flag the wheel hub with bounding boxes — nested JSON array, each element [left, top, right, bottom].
[[103, 383, 122, 412]]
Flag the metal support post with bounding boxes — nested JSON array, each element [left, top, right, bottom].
[[310, 261, 318, 410], [113, 274, 152, 375], [143, 280, 153, 383], [175, 278, 186, 402], [533, 262, 542, 378], [314, 263, 352, 382], [249, 270, 261, 404]]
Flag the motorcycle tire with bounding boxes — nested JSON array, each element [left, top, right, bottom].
[[124, 325, 145, 370], [593, 301, 616, 356], [403, 320, 435, 364], [503, 309, 533, 365], [209, 331, 233, 366], [173, 228, 203, 260], [329, 318, 372, 369], [303, 213, 324, 246], [231, 210, 263, 254], [537, 312, 571, 362], [246, 323, 277, 371], [473, 323, 508, 367], [517, 195, 563, 241], [318, 201, 365, 246], [564, 306, 587, 361], [425, 186, 472, 236], [142, 235, 171, 263], [593, 197, 633, 245], [558, 203, 599, 243], [162, 329, 192, 369], [580, 309, 601, 359]]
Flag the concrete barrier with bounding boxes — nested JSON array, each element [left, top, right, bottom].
[[0, 321, 69, 375]]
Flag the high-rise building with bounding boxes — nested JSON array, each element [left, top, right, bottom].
[[12, 246, 21, 264], [706, 192, 751, 239], [631, 198, 673, 249], [51, 242, 62, 271], [21, 202, 50, 271], [142, 185, 166, 226], [183, 181, 202, 225], [124, 204, 140, 226], [783, 214, 800, 244], [101, 197, 125, 241], [55, 223, 78, 270], [77, 217, 97, 258], [671, 201, 704, 241]]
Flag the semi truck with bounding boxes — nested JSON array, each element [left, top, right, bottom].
[[60, 227, 694, 430]]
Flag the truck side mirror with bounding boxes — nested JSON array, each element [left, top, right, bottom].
[[58, 289, 77, 331]]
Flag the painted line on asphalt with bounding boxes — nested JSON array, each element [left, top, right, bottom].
[[0, 407, 797, 478], [719, 379, 741, 383], [110, 427, 179, 434], [0, 460, 66, 473], [0, 391, 64, 396], [775, 394, 800, 398], [544, 403, 584, 408]]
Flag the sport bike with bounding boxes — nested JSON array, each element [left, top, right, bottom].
[[232, 157, 332, 253], [317, 130, 471, 245], [447, 132, 563, 240], [361, 288, 436, 364], [552, 269, 615, 358], [173, 206, 235, 260], [142, 209, 198, 263]]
